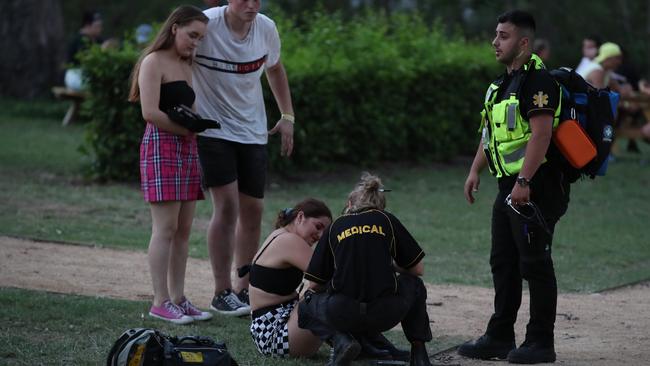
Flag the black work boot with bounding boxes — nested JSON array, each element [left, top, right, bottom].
[[362, 333, 410, 361], [326, 332, 361, 366], [356, 335, 391, 359], [409, 341, 432, 366], [507, 341, 556, 364], [457, 334, 515, 360]]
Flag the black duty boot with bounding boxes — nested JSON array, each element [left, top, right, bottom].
[[326, 332, 361, 366], [363, 333, 410, 361], [507, 341, 556, 364], [409, 341, 432, 366], [457, 334, 515, 360], [356, 335, 391, 359]]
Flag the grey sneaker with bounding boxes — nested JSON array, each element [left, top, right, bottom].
[[236, 288, 249, 306], [210, 289, 250, 316]]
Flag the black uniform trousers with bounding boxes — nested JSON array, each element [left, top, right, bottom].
[[298, 273, 432, 343], [486, 164, 569, 346]]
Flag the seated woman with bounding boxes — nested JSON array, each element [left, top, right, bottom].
[[299, 173, 433, 366], [249, 198, 332, 358]]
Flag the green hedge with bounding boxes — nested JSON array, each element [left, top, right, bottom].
[[78, 42, 142, 181], [267, 11, 499, 170], [79, 11, 499, 181]]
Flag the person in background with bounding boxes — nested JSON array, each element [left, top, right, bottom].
[[192, 0, 296, 316], [248, 199, 332, 358], [533, 38, 550, 63], [612, 47, 650, 145], [581, 42, 623, 89], [64, 11, 105, 90], [575, 35, 601, 76], [128, 5, 212, 325], [135, 23, 154, 46]]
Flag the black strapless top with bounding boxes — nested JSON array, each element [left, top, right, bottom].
[[159, 81, 195, 111], [249, 235, 305, 296]]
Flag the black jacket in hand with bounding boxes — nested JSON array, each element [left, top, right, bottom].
[[166, 104, 221, 133]]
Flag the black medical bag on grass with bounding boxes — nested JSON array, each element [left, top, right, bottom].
[[106, 328, 237, 366]]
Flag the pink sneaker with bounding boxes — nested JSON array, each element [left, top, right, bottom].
[[149, 300, 194, 325], [178, 296, 213, 321]]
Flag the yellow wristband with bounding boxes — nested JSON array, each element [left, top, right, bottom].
[[281, 113, 295, 123]]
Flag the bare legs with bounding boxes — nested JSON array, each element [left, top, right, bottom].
[[288, 305, 322, 357], [148, 201, 196, 306], [234, 192, 264, 293], [207, 182, 263, 295]]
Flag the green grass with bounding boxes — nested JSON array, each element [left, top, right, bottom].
[[0, 287, 461, 365]]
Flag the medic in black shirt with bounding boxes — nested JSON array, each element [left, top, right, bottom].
[[299, 173, 433, 366]]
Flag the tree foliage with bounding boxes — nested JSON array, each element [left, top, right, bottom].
[[0, 0, 64, 99]]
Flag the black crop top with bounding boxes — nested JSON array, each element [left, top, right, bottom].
[[249, 234, 304, 296], [159, 80, 195, 111]]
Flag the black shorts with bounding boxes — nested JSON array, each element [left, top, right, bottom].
[[197, 136, 267, 199]]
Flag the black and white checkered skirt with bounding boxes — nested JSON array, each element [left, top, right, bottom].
[[250, 298, 298, 357]]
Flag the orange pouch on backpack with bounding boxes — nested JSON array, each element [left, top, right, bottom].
[[552, 119, 597, 168]]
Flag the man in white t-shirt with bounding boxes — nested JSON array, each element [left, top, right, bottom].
[[193, 0, 295, 316]]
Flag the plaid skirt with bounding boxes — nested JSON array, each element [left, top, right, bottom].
[[250, 298, 298, 357], [140, 123, 204, 202]]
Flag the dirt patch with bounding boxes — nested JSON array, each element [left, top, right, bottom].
[[1, 236, 648, 365]]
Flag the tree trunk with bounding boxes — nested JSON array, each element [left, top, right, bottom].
[[0, 0, 64, 99]]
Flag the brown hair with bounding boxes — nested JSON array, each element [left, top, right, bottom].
[[128, 5, 208, 102], [345, 172, 386, 214], [274, 198, 332, 229]]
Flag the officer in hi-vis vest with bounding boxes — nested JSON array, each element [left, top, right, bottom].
[[460, 10, 570, 364]]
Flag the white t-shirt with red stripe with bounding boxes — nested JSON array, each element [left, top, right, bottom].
[[193, 6, 281, 144]]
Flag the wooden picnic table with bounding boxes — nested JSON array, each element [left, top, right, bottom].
[[51, 86, 86, 126]]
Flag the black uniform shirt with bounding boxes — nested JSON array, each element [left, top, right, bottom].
[[495, 65, 560, 121], [304, 209, 425, 302]]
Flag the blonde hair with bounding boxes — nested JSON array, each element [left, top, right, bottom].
[[345, 172, 386, 214], [128, 5, 208, 102]]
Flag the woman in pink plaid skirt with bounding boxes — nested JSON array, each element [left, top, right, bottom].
[[127, 5, 212, 325]]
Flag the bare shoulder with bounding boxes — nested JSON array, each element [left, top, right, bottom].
[[274, 231, 307, 249], [141, 52, 160, 66], [140, 52, 163, 75]]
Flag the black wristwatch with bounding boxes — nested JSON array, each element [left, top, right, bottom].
[[516, 176, 531, 188]]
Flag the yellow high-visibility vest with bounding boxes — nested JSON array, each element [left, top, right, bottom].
[[480, 54, 561, 177]]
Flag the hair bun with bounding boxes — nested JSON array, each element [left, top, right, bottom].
[[360, 172, 382, 191]]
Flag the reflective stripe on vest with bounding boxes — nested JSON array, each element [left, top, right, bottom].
[[481, 54, 561, 178]]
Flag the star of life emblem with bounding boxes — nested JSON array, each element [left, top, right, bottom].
[[533, 91, 549, 108]]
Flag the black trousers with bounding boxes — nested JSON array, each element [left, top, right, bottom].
[[298, 273, 432, 343], [486, 164, 569, 345]]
